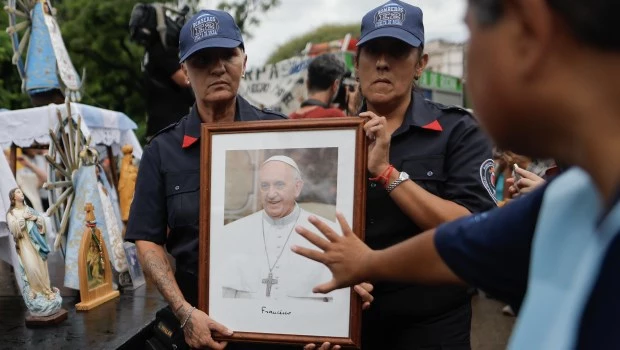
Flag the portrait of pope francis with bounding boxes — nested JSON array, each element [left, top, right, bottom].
[[218, 155, 339, 302]]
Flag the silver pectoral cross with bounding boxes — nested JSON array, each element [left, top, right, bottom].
[[262, 272, 278, 297]]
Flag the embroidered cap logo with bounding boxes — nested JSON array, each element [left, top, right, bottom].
[[191, 13, 219, 42], [374, 3, 406, 27]]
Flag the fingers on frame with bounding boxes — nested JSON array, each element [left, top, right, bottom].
[[291, 245, 327, 264], [335, 212, 354, 237], [308, 216, 341, 242], [296, 225, 330, 251], [314, 279, 339, 294]]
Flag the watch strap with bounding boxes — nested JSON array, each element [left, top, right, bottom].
[[386, 172, 408, 193]]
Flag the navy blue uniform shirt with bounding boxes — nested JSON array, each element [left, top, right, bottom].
[[436, 184, 620, 349], [361, 90, 496, 348], [125, 95, 286, 305]]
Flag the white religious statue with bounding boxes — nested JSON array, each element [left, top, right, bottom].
[[6, 188, 62, 316], [220, 156, 338, 302]]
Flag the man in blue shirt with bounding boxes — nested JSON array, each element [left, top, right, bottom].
[[294, 0, 620, 349]]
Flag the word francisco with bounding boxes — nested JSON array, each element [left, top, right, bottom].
[[261, 306, 292, 316]]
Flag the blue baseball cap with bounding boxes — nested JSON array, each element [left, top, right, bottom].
[[179, 9, 244, 63], [358, 1, 425, 48]]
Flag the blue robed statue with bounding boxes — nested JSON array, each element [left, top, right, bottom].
[[5, 0, 83, 103]]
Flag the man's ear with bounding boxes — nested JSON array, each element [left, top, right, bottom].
[[243, 51, 248, 68], [294, 180, 304, 198], [181, 62, 188, 78], [506, 0, 554, 80]]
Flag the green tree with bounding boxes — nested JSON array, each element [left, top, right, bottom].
[[266, 24, 360, 64], [54, 0, 160, 141], [1, 0, 175, 141], [217, 0, 280, 39], [0, 12, 31, 110]]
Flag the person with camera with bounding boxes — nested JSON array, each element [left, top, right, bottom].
[[130, 3, 195, 140], [142, 40, 195, 140], [289, 53, 348, 119]]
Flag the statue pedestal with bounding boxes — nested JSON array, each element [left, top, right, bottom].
[[25, 308, 68, 328]]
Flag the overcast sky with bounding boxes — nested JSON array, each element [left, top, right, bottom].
[[198, 0, 469, 68]]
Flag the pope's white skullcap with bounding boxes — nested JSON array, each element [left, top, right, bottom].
[[262, 155, 301, 174]]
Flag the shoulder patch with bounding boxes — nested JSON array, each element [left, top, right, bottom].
[[147, 116, 185, 144], [438, 104, 473, 116], [480, 158, 498, 204], [259, 107, 288, 120]]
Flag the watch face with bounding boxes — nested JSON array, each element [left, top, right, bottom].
[[400, 171, 410, 180]]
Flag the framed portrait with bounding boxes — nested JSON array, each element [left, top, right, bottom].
[[123, 241, 146, 289], [199, 118, 367, 348]]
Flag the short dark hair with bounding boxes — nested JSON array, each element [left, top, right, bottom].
[[307, 53, 346, 93], [469, 0, 620, 51]]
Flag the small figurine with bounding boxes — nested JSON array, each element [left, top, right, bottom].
[[6, 187, 66, 325], [118, 144, 138, 223], [84, 203, 105, 289], [75, 202, 119, 311]]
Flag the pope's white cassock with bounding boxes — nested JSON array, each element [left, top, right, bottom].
[[219, 204, 338, 302]]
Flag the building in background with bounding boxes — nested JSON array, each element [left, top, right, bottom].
[[419, 39, 468, 107], [425, 39, 467, 79]]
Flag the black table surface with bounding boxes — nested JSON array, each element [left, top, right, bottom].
[[0, 260, 166, 350]]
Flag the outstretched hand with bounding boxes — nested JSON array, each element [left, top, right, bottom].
[[292, 212, 374, 294], [302, 282, 373, 350], [508, 166, 546, 198]]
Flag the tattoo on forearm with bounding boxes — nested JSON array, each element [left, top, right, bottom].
[[140, 248, 186, 317]]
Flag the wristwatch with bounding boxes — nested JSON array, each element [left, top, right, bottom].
[[386, 171, 409, 193]]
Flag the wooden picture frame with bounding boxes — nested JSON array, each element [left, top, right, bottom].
[[199, 118, 367, 348]]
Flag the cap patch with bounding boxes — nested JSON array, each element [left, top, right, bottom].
[[374, 3, 406, 28], [191, 13, 219, 42]]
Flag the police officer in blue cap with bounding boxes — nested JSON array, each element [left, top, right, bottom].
[[125, 9, 290, 350], [303, 1, 495, 349], [128, 8, 373, 350], [296, 0, 620, 348]]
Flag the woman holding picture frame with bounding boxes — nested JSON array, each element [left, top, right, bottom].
[[305, 2, 496, 350], [125, 8, 373, 350]]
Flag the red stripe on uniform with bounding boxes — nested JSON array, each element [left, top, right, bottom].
[[182, 135, 198, 148], [421, 120, 443, 131]]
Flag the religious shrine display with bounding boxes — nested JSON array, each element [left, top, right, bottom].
[[42, 106, 130, 290], [199, 118, 367, 348]]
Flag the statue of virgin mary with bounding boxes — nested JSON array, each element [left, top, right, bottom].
[[6, 187, 62, 316]]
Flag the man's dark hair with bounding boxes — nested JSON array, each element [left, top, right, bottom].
[[307, 53, 347, 93], [469, 0, 620, 51]]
